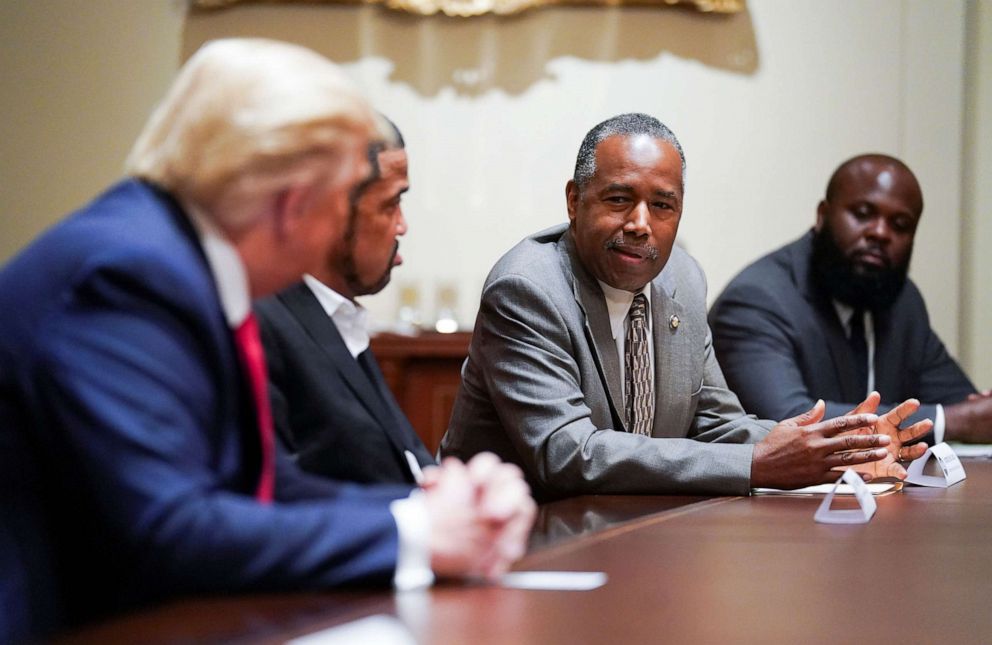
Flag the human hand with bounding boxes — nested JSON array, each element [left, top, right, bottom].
[[421, 453, 536, 580], [837, 393, 931, 480], [945, 394, 992, 443], [750, 400, 889, 489]]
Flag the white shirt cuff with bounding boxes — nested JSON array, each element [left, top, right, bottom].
[[933, 404, 945, 444], [389, 490, 435, 591]]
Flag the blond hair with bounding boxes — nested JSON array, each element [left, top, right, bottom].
[[126, 38, 378, 232]]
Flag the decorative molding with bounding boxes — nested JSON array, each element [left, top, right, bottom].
[[191, 0, 744, 18]]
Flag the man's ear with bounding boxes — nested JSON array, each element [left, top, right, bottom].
[[565, 180, 579, 225], [814, 200, 827, 233], [271, 184, 313, 240]]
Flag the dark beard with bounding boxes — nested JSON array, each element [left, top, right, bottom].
[[343, 240, 398, 297], [810, 226, 908, 311]]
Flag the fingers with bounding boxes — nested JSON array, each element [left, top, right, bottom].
[[782, 399, 826, 427], [846, 391, 881, 416], [466, 452, 536, 567], [897, 418, 932, 445], [465, 452, 503, 500], [429, 457, 473, 504], [897, 441, 928, 462], [812, 413, 879, 438], [419, 464, 441, 489], [882, 461, 909, 479], [827, 432, 891, 452], [881, 398, 921, 427], [823, 447, 888, 468], [479, 468, 533, 523]]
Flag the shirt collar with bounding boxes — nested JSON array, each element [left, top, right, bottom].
[[599, 280, 652, 341], [302, 274, 370, 358], [832, 299, 857, 338], [182, 200, 251, 328]]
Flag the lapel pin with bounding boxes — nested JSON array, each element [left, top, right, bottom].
[[669, 315, 680, 330]]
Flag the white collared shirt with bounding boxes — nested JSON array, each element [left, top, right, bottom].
[[182, 201, 252, 328], [599, 280, 654, 406], [833, 300, 944, 442], [183, 203, 433, 590], [302, 274, 369, 359]]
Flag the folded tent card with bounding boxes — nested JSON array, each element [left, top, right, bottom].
[[814, 469, 877, 524], [905, 442, 966, 488]]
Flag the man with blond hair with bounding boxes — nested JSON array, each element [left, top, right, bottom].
[[0, 39, 534, 642]]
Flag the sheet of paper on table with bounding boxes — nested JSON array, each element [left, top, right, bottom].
[[286, 615, 416, 645], [499, 571, 608, 591], [752, 481, 902, 496]]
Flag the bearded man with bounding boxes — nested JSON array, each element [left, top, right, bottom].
[[710, 154, 992, 444], [255, 116, 435, 484]]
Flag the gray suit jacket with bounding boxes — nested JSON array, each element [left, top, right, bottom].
[[441, 224, 772, 500]]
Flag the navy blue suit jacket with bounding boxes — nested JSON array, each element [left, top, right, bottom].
[[709, 231, 975, 429], [0, 180, 410, 641], [255, 283, 435, 485]]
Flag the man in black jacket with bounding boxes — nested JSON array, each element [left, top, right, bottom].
[[710, 153, 991, 444]]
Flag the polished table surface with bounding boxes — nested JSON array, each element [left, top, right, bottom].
[[60, 462, 992, 644]]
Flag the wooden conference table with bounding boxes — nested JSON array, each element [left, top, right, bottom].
[[61, 461, 992, 644]]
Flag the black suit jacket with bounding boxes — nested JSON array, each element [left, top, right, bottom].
[[709, 230, 975, 430], [256, 282, 435, 485]]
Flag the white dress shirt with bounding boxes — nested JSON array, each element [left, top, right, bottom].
[[599, 281, 654, 407], [302, 274, 370, 359], [833, 300, 944, 442], [184, 206, 433, 590]]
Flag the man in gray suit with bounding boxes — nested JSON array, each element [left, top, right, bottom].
[[442, 114, 929, 501]]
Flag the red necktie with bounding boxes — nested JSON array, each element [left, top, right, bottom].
[[233, 313, 275, 503]]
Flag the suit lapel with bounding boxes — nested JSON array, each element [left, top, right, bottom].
[[157, 185, 263, 485], [358, 351, 434, 464], [791, 233, 865, 403], [649, 268, 691, 437], [277, 283, 414, 457], [560, 233, 628, 432]]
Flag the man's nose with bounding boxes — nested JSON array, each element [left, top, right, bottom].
[[396, 210, 408, 236], [864, 216, 892, 243], [623, 202, 650, 236]]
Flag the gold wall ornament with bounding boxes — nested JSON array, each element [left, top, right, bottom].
[[191, 0, 745, 18]]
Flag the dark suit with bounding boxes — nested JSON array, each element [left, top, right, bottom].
[[0, 180, 408, 642], [441, 224, 771, 502], [709, 230, 975, 429], [255, 282, 434, 485]]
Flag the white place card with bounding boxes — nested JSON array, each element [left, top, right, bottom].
[[499, 571, 608, 591], [814, 469, 877, 524], [905, 442, 966, 488]]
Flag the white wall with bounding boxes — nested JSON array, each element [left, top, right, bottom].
[[2, 0, 986, 383], [184, 0, 968, 355], [962, 0, 992, 387]]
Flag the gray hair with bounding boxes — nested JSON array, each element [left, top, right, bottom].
[[573, 113, 686, 190]]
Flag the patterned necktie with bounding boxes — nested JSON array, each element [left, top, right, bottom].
[[848, 308, 869, 397], [625, 293, 653, 436], [233, 313, 275, 503]]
